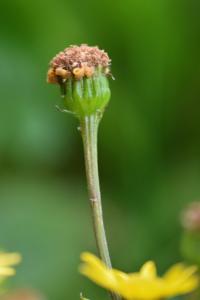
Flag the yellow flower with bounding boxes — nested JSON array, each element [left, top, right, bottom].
[[0, 252, 21, 278], [80, 252, 199, 300]]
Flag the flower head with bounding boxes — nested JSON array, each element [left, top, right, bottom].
[[80, 252, 199, 300], [181, 201, 200, 232], [47, 44, 112, 119], [0, 252, 21, 279], [47, 44, 111, 83]]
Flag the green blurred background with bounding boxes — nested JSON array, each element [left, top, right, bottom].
[[0, 0, 200, 299]]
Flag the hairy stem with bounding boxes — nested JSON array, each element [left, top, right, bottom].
[[81, 114, 120, 300]]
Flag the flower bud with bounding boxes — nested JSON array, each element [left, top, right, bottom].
[[47, 44, 112, 119], [181, 202, 200, 232]]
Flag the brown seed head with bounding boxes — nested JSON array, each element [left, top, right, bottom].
[[47, 44, 111, 83], [181, 202, 200, 231]]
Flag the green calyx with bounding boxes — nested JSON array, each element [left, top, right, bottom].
[[59, 68, 111, 120]]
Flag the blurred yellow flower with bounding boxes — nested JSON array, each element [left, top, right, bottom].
[[0, 252, 21, 278], [80, 252, 199, 300]]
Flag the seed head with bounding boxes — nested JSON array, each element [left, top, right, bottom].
[[47, 44, 112, 119], [47, 44, 111, 83]]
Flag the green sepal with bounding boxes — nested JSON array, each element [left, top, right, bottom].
[[61, 69, 111, 119]]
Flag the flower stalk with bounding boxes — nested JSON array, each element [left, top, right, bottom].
[[80, 114, 111, 266], [80, 114, 121, 300]]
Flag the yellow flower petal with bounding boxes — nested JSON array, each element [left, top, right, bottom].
[[0, 252, 21, 267], [164, 264, 199, 296], [0, 267, 16, 276], [0, 252, 21, 280], [139, 261, 157, 279], [80, 253, 120, 292], [164, 264, 197, 282], [80, 252, 199, 300]]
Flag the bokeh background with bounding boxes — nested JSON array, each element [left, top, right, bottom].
[[0, 0, 200, 299]]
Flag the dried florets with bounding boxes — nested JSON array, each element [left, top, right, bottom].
[[47, 44, 111, 83]]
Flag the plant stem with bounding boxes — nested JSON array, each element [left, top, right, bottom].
[[80, 114, 120, 300]]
